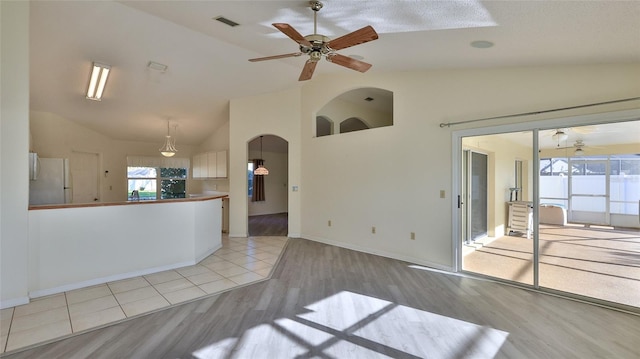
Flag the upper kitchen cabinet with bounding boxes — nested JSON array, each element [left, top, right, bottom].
[[216, 151, 227, 178], [193, 150, 227, 179]]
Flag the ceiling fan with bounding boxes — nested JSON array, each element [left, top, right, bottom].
[[248, 1, 379, 81], [555, 139, 589, 155]]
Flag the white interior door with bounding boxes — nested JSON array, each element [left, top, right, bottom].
[[71, 151, 100, 203]]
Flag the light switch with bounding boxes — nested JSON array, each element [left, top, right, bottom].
[[292, 185, 299, 192]]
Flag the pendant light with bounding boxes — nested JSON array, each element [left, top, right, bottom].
[[159, 121, 178, 157], [254, 136, 269, 175]]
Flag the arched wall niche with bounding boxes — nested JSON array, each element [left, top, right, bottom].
[[315, 87, 393, 137], [316, 116, 333, 137], [340, 117, 369, 133]]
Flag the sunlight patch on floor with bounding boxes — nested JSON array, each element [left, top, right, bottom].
[[193, 291, 508, 358]]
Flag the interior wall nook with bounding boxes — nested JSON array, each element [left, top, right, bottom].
[[316, 87, 393, 137]]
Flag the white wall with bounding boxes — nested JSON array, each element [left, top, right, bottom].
[[229, 87, 302, 238], [298, 64, 640, 270], [30, 111, 198, 203], [248, 150, 288, 216], [1, 1, 30, 308]]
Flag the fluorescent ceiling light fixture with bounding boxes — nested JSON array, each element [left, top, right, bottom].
[[86, 62, 111, 101]]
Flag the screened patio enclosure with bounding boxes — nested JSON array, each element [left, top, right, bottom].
[[540, 155, 639, 228]]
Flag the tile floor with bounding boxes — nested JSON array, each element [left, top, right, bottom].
[[0, 235, 287, 354]]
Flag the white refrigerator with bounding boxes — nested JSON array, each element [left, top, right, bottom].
[[29, 157, 72, 205]]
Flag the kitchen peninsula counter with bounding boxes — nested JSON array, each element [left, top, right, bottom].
[[27, 194, 224, 299], [28, 193, 228, 210]]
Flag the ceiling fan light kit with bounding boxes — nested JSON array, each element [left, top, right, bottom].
[[248, 1, 379, 81]]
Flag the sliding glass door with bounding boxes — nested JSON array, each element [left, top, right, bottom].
[[459, 118, 640, 311]]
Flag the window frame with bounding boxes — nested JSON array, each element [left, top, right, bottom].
[[127, 166, 188, 201]]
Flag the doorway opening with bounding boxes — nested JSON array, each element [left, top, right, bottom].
[[247, 135, 289, 236]]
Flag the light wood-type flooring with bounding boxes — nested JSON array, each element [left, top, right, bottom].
[[463, 224, 640, 308], [248, 212, 288, 237], [2, 237, 640, 358]]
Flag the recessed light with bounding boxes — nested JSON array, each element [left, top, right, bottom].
[[470, 40, 494, 49]]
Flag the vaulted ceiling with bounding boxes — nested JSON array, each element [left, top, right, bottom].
[[29, 1, 640, 146]]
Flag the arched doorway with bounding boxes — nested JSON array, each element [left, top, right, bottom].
[[247, 135, 289, 236]]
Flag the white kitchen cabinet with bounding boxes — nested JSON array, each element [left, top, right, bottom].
[[192, 153, 206, 178], [192, 150, 227, 179], [207, 152, 217, 178], [216, 151, 227, 178]]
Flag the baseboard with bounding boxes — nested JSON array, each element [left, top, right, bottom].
[[29, 260, 195, 299], [195, 243, 222, 263], [0, 296, 30, 310], [229, 232, 247, 238], [302, 235, 453, 272], [287, 232, 301, 238]]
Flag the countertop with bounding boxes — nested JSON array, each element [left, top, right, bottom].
[[29, 194, 228, 210]]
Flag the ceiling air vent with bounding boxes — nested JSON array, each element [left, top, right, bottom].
[[214, 16, 240, 27]]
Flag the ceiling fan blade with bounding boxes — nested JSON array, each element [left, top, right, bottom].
[[299, 60, 317, 81], [273, 23, 312, 48], [327, 53, 372, 73], [327, 25, 378, 51], [249, 52, 302, 62]]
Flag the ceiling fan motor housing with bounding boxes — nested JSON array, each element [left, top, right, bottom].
[[310, 1, 323, 12]]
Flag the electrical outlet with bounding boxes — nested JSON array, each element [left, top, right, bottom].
[[328, 220, 332, 227], [410, 232, 415, 240], [440, 190, 445, 198], [372, 226, 376, 234]]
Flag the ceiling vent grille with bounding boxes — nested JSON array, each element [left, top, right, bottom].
[[214, 16, 240, 27]]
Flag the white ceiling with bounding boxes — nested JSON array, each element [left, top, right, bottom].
[[29, 1, 640, 146]]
